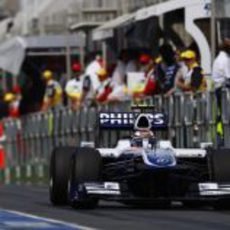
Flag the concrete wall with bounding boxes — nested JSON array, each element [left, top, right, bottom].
[[0, 0, 170, 36], [120, 0, 168, 13], [3, 0, 20, 15]]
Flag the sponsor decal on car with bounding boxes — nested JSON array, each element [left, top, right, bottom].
[[85, 182, 121, 195], [99, 112, 167, 129]]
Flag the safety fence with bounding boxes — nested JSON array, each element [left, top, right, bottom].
[[0, 89, 230, 184]]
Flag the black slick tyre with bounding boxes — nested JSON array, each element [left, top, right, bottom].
[[209, 148, 230, 182], [209, 148, 230, 209], [69, 147, 102, 209], [49, 146, 75, 205]]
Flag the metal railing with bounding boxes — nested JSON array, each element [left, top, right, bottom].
[[1, 90, 228, 183]]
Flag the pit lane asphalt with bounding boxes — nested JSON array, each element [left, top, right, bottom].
[[0, 185, 230, 230]]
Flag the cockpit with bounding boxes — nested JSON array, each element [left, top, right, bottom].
[[130, 136, 157, 149]]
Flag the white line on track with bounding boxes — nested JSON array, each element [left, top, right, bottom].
[[4, 209, 96, 230]]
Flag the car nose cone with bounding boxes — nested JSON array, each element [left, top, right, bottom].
[[146, 148, 176, 167]]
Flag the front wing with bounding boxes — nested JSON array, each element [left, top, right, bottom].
[[71, 181, 230, 202]]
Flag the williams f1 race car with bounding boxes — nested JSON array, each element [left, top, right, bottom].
[[49, 107, 230, 209]]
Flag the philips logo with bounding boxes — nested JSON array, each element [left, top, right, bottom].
[[100, 113, 134, 125], [99, 112, 167, 130]]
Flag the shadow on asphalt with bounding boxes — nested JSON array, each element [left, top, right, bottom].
[[37, 198, 230, 213], [44, 201, 221, 212]]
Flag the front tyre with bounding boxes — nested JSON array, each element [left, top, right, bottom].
[[50, 146, 76, 205], [69, 148, 102, 209]]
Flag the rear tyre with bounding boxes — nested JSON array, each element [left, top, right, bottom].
[[209, 148, 230, 182], [209, 148, 230, 209], [49, 146, 76, 205], [69, 148, 102, 209]]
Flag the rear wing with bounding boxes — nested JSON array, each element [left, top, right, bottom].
[[99, 112, 168, 130]]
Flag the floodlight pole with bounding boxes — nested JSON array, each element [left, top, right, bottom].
[[65, 34, 72, 81], [102, 41, 107, 69], [211, 0, 216, 63], [22, 0, 29, 35], [65, 13, 72, 81]]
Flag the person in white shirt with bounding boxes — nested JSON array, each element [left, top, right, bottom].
[[212, 38, 230, 147], [212, 38, 230, 111], [65, 63, 83, 110], [212, 39, 230, 89], [82, 54, 104, 105]]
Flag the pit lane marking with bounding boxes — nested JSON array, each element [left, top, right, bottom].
[[0, 209, 95, 229]]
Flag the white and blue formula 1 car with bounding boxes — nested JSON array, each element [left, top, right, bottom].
[[49, 106, 230, 209]]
